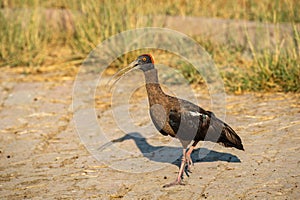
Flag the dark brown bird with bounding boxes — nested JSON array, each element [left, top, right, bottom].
[[111, 54, 244, 187]]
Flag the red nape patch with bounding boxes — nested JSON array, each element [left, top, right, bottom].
[[141, 54, 155, 64]]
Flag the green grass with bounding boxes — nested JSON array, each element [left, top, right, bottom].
[[0, 0, 299, 92]]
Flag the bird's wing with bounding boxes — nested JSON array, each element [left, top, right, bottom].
[[167, 98, 243, 150], [206, 113, 244, 150], [168, 106, 210, 142]]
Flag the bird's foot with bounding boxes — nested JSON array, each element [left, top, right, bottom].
[[163, 179, 185, 188]]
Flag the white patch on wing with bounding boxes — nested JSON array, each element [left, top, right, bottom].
[[189, 111, 201, 117]]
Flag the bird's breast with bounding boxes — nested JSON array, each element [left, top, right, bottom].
[[149, 104, 176, 137]]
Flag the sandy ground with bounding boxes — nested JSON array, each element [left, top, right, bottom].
[[0, 68, 299, 199]]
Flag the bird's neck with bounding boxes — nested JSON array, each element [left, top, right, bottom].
[[143, 69, 166, 105]]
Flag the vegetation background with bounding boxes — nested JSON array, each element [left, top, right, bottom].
[[0, 0, 299, 92]]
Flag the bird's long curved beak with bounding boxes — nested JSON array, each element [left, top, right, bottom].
[[107, 60, 139, 90]]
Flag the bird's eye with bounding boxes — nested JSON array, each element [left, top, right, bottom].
[[142, 57, 147, 61]]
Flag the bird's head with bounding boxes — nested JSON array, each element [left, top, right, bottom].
[[129, 54, 155, 72], [108, 54, 155, 89]]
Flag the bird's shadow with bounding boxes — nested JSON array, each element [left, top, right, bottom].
[[98, 132, 241, 169]]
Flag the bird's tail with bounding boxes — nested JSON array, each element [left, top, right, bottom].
[[218, 123, 244, 150]]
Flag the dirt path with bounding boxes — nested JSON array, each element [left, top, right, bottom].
[[0, 68, 299, 199]]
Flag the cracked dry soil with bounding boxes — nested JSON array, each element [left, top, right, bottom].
[[0, 67, 299, 199]]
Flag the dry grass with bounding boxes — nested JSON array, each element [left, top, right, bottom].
[[0, 0, 299, 92]]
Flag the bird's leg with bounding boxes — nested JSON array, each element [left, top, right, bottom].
[[163, 148, 186, 188], [186, 146, 195, 172], [177, 148, 187, 182]]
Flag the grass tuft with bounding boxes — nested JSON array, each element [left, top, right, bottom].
[[0, 0, 299, 92]]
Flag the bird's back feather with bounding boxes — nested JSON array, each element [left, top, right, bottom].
[[201, 111, 244, 150], [167, 98, 244, 150]]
